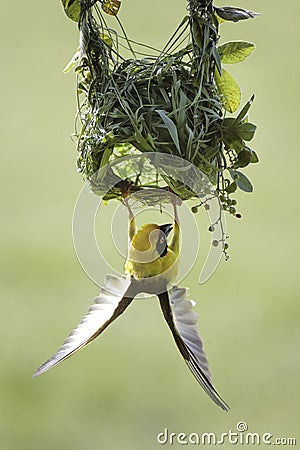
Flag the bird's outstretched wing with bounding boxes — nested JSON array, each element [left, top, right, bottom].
[[33, 275, 133, 377], [158, 287, 229, 411]]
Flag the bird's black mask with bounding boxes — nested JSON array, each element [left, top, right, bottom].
[[156, 224, 173, 257]]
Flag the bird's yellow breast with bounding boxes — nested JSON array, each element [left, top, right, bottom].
[[125, 250, 178, 283], [124, 223, 178, 283]]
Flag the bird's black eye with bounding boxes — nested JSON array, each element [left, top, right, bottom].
[[156, 233, 167, 257]]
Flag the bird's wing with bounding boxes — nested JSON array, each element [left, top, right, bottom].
[[33, 275, 133, 377], [158, 287, 229, 411]]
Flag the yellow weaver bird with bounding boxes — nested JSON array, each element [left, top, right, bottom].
[[34, 192, 229, 411]]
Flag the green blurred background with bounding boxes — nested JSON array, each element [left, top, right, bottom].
[[1, 1, 299, 449]]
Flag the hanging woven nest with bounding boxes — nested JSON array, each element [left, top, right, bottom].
[[62, 0, 259, 213]]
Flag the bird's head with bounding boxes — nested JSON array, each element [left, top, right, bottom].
[[131, 223, 173, 261]]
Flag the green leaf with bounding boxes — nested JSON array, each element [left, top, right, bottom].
[[236, 172, 253, 192], [102, 0, 122, 16], [61, 0, 81, 22], [215, 68, 241, 113], [233, 95, 255, 124], [63, 47, 80, 73], [214, 12, 226, 24], [100, 147, 113, 168], [222, 117, 236, 128], [100, 33, 114, 49], [192, 17, 203, 48], [225, 181, 237, 193], [230, 169, 253, 192], [250, 150, 259, 163], [235, 123, 257, 141], [222, 117, 257, 142], [211, 41, 222, 75], [156, 110, 181, 154], [218, 41, 255, 64], [214, 7, 260, 23], [229, 138, 245, 152], [237, 149, 251, 168]]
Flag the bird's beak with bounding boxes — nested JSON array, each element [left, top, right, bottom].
[[159, 223, 173, 237]]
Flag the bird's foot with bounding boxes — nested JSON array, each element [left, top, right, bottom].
[[121, 179, 134, 199]]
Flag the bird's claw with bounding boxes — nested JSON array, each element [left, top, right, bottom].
[[167, 188, 183, 207], [121, 179, 134, 199]]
